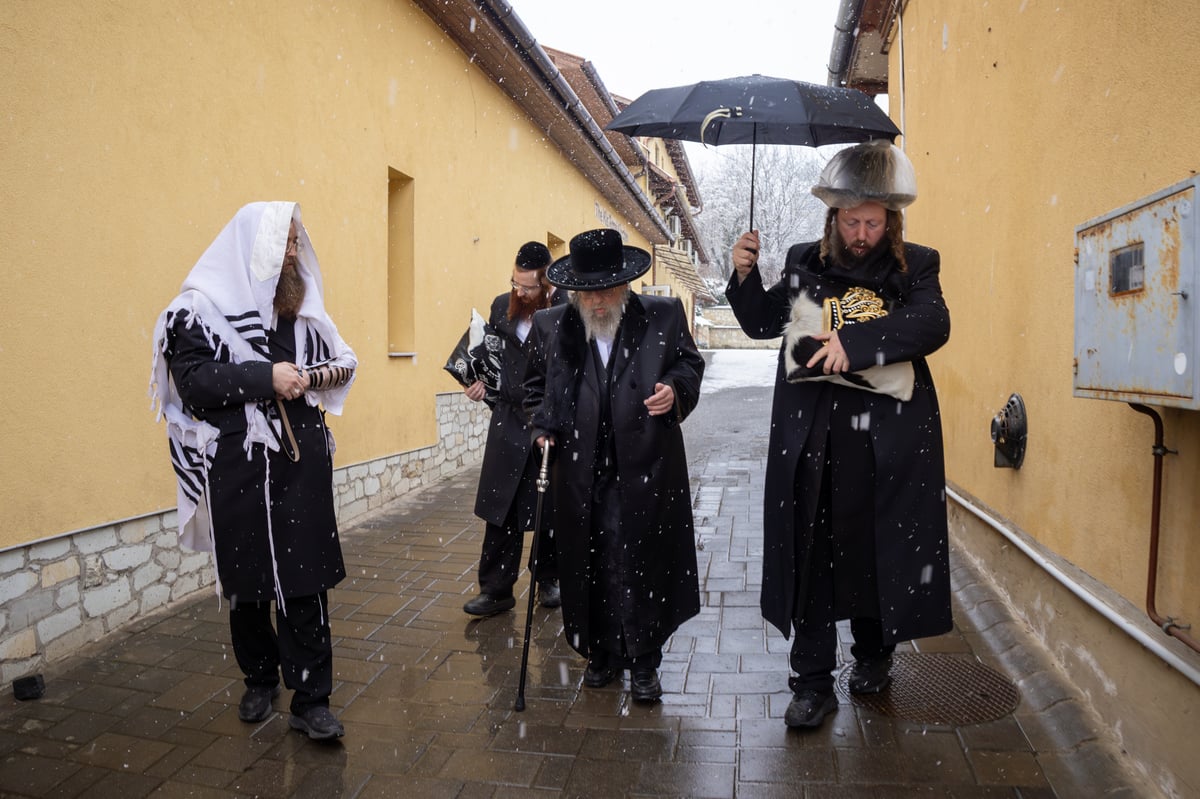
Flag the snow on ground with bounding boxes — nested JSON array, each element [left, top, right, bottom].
[[700, 349, 778, 393]]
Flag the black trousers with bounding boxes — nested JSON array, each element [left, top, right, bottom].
[[789, 510, 895, 692], [789, 395, 894, 694], [229, 592, 333, 713], [478, 502, 557, 597]]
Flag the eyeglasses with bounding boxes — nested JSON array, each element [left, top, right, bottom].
[[285, 236, 303, 254], [510, 280, 542, 295]]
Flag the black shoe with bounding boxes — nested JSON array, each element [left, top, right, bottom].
[[847, 657, 893, 694], [237, 684, 280, 723], [630, 668, 663, 703], [289, 705, 345, 740], [537, 580, 562, 609], [463, 592, 516, 617], [784, 690, 837, 728], [583, 658, 618, 688]]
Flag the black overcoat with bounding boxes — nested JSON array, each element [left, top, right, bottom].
[[166, 318, 345, 602], [726, 242, 953, 644], [473, 290, 566, 528], [523, 294, 704, 658]]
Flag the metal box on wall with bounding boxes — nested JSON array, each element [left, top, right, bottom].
[[1074, 176, 1198, 409]]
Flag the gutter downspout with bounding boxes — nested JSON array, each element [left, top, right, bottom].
[[946, 485, 1200, 688], [486, 1, 671, 240], [827, 0, 862, 86], [896, 1, 906, 141], [1128, 404, 1199, 653]]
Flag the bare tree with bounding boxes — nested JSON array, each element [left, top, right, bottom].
[[693, 145, 831, 288]]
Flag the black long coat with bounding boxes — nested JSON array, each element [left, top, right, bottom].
[[523, 294, 704, 658], [166, 317, 345, 602], [473, 290, 567, 528], [726, 242, 952, 644]]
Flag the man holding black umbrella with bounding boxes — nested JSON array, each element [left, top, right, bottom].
[[726, 140, 953, 729], [523, 229, 704, 703]]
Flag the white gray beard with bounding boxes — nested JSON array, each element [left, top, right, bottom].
[[580, 304, 623, 342]]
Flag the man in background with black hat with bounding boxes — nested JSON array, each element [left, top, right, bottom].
[[523, 228, 704, 703], [462, 241, 566, 617], [727, 140, 953, 729]]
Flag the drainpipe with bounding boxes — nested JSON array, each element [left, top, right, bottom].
[[827, 0, 862, 87], [945, 485, 1200, 687], [896, 1, 906, 141], [1128, 404, 1199, 654], [485, 1, 672, 240]]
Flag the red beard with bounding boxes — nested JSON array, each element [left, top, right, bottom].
[[274, 263, 306, 320], [833, 231, 889, 269], [507, 288, 549, 320]]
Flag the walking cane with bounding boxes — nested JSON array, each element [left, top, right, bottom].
[[515, 439, 552, 712]]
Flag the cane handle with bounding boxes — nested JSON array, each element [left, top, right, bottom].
[[536, 440, 551, 492]]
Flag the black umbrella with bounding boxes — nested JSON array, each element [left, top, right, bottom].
[[606, 74, 900, 228]]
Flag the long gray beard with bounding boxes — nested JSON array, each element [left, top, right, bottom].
[[580, 303, 623, 342]]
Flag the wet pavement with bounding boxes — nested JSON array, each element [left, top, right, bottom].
[[0, 353, 1154, 798]]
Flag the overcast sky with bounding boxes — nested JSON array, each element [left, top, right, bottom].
[[506, 1, 844, 173], [507, 1, 841, 99]]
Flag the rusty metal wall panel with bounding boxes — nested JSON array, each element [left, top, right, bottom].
[[1074, 177, 1198, 409]]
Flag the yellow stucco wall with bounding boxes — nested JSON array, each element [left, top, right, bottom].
[[894, 2, 1199, 626], [0, 1, 656, 550]]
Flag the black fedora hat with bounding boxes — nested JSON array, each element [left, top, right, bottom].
[[546, 228, 652, 290]]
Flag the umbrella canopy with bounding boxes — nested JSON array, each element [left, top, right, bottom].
[[606, 75, 900, 230], [606, 74, 899, 147]]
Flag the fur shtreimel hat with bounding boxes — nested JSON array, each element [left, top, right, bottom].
[[515, 241, 552, 271], [546, 228, 651, 291], [811, 139, 917, 211]]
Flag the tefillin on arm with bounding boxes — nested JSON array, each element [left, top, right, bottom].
[[303, 364, 354, 390]]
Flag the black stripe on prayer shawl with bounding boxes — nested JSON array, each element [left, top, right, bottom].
[[306, 327, 331, 365], [223, 314, 270, 358], [227, 310, 262, 326], [168, 439, 204, 503], [170, 435, 207, 476]]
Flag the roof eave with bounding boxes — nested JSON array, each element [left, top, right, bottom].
[[411, 0, 670, 242]]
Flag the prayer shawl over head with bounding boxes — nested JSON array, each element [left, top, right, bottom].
[[149, 202, 356, 573]]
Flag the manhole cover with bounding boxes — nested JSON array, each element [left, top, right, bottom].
[[835, 653, 1019, 726]]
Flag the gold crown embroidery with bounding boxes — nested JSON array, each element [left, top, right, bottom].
[[822, 286, 888, 331]]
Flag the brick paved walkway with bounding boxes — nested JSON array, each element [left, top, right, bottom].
[[0, 415, 1152, 797]]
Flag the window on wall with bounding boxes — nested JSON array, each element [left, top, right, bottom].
[[388, 168, 415, 356]]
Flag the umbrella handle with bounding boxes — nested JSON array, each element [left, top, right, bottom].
[[749, 125, 757, 231]]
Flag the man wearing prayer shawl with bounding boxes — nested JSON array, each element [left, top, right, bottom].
[[150, 202, 356, 740]]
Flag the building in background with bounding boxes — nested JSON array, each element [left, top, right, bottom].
[[544, 46, 715, 318], [831, 2, 1199, 796], [0, 0, 708, 684]]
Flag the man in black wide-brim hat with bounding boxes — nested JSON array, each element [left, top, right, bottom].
[[523, 228, 704, 702]]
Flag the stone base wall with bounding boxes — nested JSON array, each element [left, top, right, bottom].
[[695, 305, 781, 350], [0, 392, 488, 684]]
